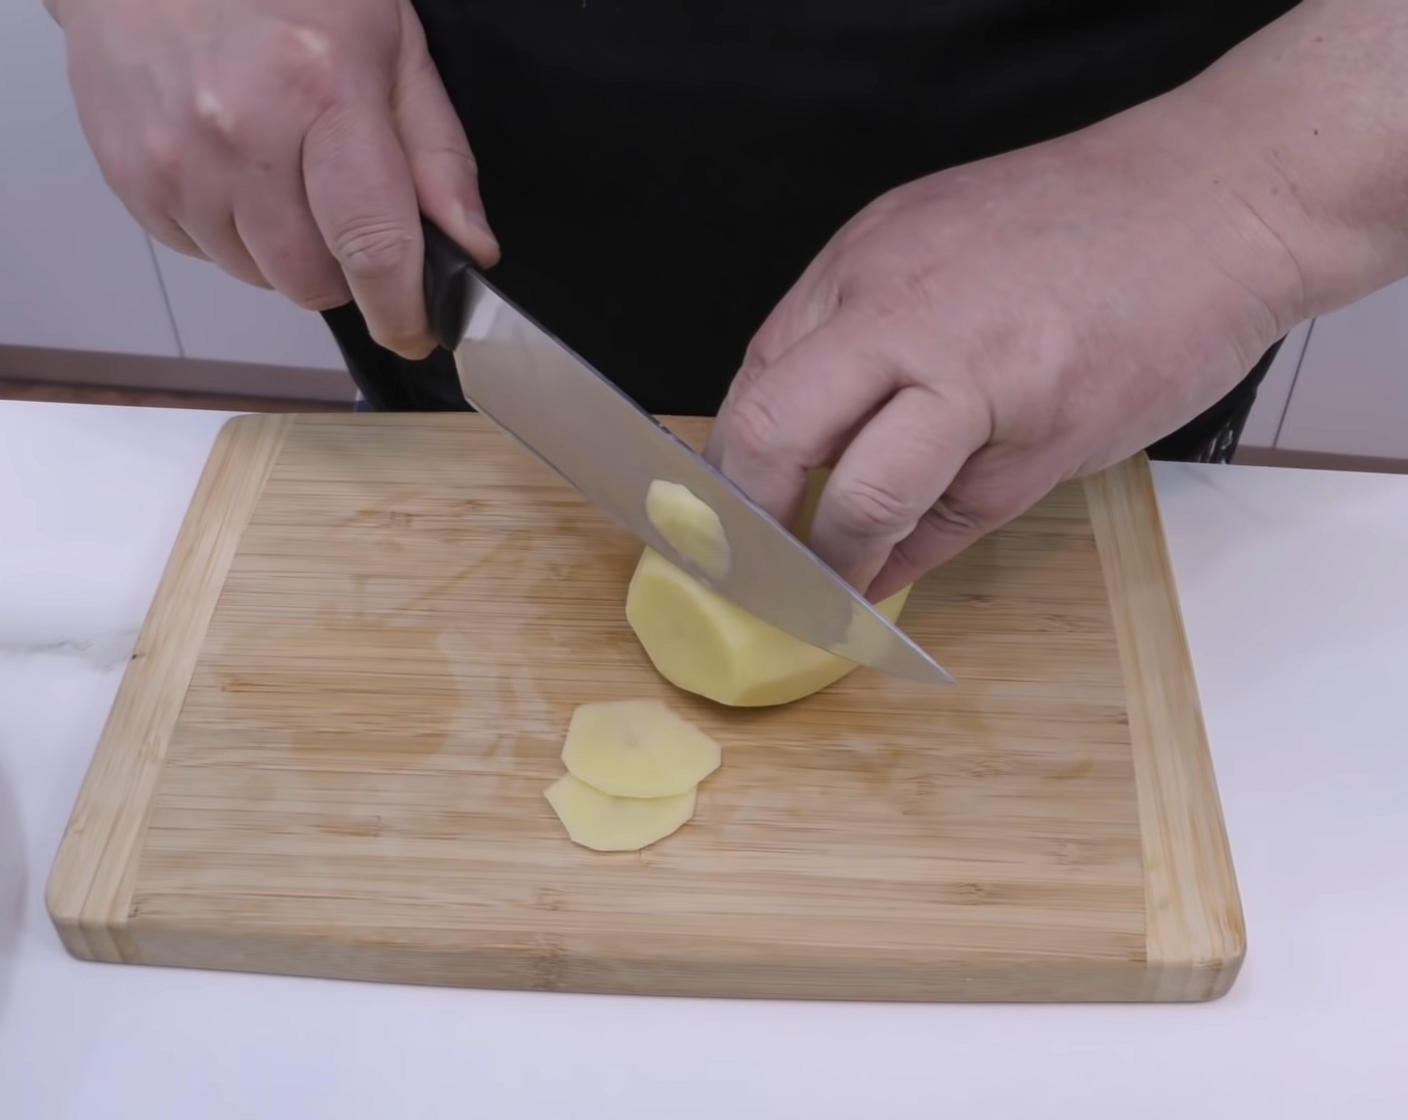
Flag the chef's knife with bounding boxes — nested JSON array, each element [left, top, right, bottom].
[[420, 219, 953, 685]]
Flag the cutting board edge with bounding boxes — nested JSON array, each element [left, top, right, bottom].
[[45, 413, 291, 964], [109, 920, 1236, 1003], [1085, 453, 1246, 1001]]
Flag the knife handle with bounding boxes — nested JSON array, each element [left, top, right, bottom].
[[420, 217, 478, 353]]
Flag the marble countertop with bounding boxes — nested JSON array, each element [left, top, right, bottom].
[[2, 399, 1406, 1119]]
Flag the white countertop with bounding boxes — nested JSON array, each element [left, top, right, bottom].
[[2, 399, 1406, 1119]]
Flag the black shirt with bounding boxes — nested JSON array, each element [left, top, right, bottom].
[[326, 0, 1299, 459]]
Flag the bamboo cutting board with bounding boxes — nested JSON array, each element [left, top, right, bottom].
[[46, 413, 1244, 1002]]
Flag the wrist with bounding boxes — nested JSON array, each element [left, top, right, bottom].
[[1071, 88, 1313, 355], [1144, 88, 1315, 338], [1164, 0, 1408, 325]]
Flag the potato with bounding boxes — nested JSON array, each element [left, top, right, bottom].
[[627, 551, 911, 706], [544, 773, 697, 852], [625, 472, 913, 707], [560, 698, 721, 798], [645, 479, 731, 580]]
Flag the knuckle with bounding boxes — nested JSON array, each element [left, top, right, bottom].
[[731, 343, 772, 394], [97, 142, 182, 234], [863, 267, 940, 327], [149, 219, 202, 257], [918, 466, 1048, 545], [724, 392, 790, 465], [270, 253, 352, 310], [192, 24, 342, 149], [830, 477, 923, 539], [922, 494, 988, 536], [276, 266, 352, 310], [425, 142, 478, 176], [331, 219, 413, 281], [887, 493, 993, 575], [136, 125, 184, 195], [190, 83, 247, 147], [266, 24, 342, 109], [80, 122, 183, 245]]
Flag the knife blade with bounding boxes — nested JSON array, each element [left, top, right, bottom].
[[420, 219, 953, 685]]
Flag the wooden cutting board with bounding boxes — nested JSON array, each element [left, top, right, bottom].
[[46, 413, 1244, 1002]]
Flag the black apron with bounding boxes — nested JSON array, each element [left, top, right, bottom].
[[324, 0, 1298, 462]]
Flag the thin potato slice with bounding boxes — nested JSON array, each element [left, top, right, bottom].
[[544, 774, 697, 852], [645, 479, 731, 580], [561, 698, 721, 798]]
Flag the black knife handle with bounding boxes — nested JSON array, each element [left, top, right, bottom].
[[421, 216, 479, 352]]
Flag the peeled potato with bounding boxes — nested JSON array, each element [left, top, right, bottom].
[[625, 471, 913, 707], [645, 478, 731, 580], [561, 698, 721, 798], [627, 551, 911, 706], [544, 773, 697, 852]]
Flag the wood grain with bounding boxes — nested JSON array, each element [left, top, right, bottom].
[[46, 413, 1243, 1001], [1088, 458, 1246, 1000], [45, 414, 290, 962]]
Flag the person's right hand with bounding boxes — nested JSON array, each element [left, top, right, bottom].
[[47, 0, 498, 358]]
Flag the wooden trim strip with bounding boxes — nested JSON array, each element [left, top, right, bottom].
[[1233, 444, 1408, 476], [45, 414, 292, 962], [0, 343, 356, 404], [1085, 454, 1246, 1001]]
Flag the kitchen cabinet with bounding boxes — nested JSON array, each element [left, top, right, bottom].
[[1275, 277, 1408, 461], [0, 5, 179, 358]]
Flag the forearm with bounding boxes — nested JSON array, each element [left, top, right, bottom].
[[1159, 0, 1408, 328]]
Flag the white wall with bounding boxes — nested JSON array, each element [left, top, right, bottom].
[[0, 3, 178, 357]]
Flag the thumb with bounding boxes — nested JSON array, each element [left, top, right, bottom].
[[392, 18, 500, 267]]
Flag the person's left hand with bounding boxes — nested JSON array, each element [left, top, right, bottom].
[[703, 94, 1305, 602]]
